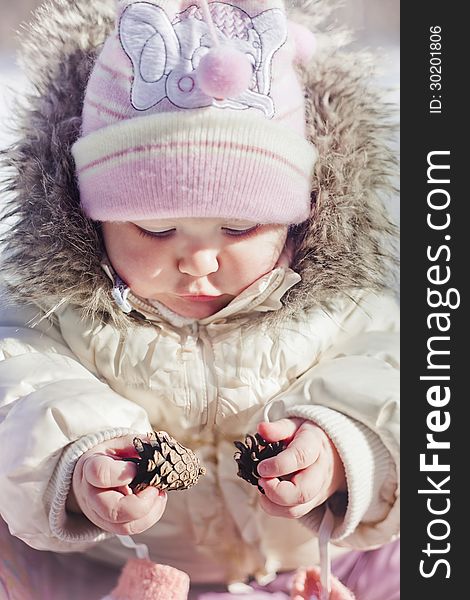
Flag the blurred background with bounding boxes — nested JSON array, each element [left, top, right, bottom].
[[0, 0, 400, 50]]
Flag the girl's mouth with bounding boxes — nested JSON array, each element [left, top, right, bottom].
[[179, 295, 222, 302]]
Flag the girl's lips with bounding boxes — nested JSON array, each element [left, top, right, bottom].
[[179, 295, 222, 302]]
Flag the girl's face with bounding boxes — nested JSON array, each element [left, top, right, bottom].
[[102, 218, 289, 318]]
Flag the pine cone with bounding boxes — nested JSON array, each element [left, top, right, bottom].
[[125, 431, 206, 493], [233, 433, 286, 494]]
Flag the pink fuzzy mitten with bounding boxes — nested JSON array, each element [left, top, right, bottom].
[[103, 559, 190, 600], [291, 566, 355, 600]]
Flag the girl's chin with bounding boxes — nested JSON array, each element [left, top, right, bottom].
[[157, 295, 232, 318]]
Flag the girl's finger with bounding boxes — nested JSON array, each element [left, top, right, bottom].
[[258, 428, 320, 478], [91, 485, 164, 523], [93, 490, 168, 536], [124, 490, 168, 534], [257, 418, 303, 443], [259, 461, 327, 507], [258, 492, 312, 519], [82, 454, 137, 488]]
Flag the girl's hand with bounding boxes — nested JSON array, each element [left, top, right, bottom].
[[256, 418, 346, 519], [69, 435, 167, 535], [291, 566, 355, 599]]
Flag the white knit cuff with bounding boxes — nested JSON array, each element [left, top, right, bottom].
[[46, 428, 140, 543], [265, 402, 392, 540]]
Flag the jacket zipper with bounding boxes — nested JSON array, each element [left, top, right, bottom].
[[189, 323, 206, 427], [199, 326, 219, 427], [189, 322, 218, 429]]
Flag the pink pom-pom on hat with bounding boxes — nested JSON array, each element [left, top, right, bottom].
[[72, 0, 318, 224], [195, 0, 253, 99], [196, 46, 253, 100]]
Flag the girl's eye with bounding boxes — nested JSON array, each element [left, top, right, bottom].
[[222, 225, 260, 237], [137, 227, 176, 239]]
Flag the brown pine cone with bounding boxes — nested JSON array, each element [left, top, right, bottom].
[[233, 433, 286, 494], [124, 431, 206, 493]]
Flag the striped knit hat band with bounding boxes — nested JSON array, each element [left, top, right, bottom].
[[72, 0, 318, 224]]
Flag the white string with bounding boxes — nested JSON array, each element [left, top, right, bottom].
[[261, 401, 335, 599], [199, 0, 220, 47], [116, 535, 150, 560], [318, 505, 335, 600]]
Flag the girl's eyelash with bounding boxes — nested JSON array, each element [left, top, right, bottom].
[[137, 225, 260, 239], [222, 225, 260, 237], [137, 227, 175, 239]]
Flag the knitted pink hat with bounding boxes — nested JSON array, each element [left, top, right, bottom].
[[72, 0, 317, 224]]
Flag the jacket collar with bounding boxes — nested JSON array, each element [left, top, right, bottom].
[[101, 260, 301, 327]]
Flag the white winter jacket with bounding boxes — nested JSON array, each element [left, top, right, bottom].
[[0, 266, 399, 584]]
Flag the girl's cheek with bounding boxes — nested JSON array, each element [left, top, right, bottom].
[[111, 247, 154, 287], [114, 251, 146, 280]]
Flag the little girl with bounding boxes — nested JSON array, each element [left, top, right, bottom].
[[0, 0, 399, 598]]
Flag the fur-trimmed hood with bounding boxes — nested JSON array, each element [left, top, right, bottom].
[[0, 0, 398, 328]]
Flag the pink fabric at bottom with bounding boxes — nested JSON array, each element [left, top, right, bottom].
[[0, 519, 399, 600], [187, 541, 400, 600], [330, 541, 400, 600]]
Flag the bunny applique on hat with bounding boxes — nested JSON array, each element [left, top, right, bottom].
[[72, 0, 317, 224]]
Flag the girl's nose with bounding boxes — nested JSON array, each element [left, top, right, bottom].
[[178, 249, 219, 276]]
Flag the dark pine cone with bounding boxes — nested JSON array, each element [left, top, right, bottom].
[[233, 433, 286, 494], [124, 431, 206, 493]]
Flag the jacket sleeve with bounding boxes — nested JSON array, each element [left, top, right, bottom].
[[264, 291, 399, 549], [0, 301, 153, 552]]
